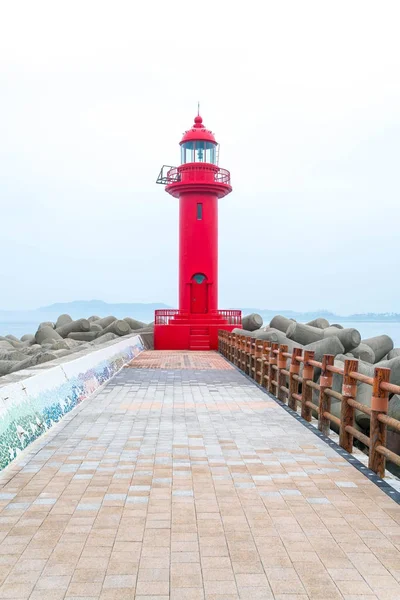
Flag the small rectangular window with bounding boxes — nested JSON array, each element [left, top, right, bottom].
[[197, 203, 203, 220]]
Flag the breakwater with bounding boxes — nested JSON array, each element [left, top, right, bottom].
[[0, 313, 154, 380]]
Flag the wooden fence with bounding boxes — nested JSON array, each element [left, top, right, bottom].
[[218, 330, 400, 478]]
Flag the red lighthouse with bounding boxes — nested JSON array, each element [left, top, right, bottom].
[[155, 113, 241, 350]]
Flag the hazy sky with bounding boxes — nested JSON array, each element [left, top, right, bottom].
[[1, 1, 399, 314]]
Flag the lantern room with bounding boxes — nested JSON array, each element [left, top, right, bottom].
[[179, 115, 218, 165]]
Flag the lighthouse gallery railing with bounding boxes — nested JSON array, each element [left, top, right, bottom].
[[164, 165, 231, 185]]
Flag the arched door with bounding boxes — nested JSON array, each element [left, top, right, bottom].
[[190, 273, 208, 314]]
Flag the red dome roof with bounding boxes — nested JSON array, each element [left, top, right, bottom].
[[180, 115, 217, 145]]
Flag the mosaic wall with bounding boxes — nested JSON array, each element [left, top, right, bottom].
[[0, 335, 144, 470]]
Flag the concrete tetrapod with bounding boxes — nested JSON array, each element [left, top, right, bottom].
[[0, 350, 26, 362], [124, 317, 147, 330], [232, 328, 255, 336], [388, 348, 400, 360], [20, 334, 35, 343], [88, 315, 101, 323], [95, 316, 117, 329], [89, 323, 103, 332], [269, 315, 294, 333], [35, 326, 63, 345], [241, 314, 263, 332], [254, 329, 295, 346], [323, 327, 361, 353], [55, 319, 90, 338], [38, 322, 55, 330], [286, 322, 324, 345], [96, 319, 130, 338], [0, 361, 20, 376], [350, 343, 375, 363], [68, 331, 99, 342], [5, 335, 19, 342], [306, 318, 330, 329], [362, 335, 394, 363], [92, 332, 119, 345], [55, 314, 73, 329], [304, 337, 345, 363]]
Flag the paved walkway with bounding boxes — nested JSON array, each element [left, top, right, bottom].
[[0, 351, 400, 600]]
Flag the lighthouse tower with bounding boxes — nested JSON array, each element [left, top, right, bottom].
[[154, 113, 241, 350]]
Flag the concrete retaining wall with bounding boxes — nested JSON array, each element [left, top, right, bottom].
[[0, 334, 144, 470]]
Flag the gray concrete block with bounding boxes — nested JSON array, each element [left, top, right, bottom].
[[90, 323, 103, 332], [362, 335, 394, 364], [5, 334, 19, 342], [38, 321, 55, 329], [68, 331, 99, 342], [35, 326, 63, 345], [96, 320, 130, 338], [48, 340, 73, 351], [388, 348, 400, 360], [20, 334, 35, 343], [55, 319, 91, 338], [232, 328, 254, 336], [306, 318, 330, 329], [323, 327, 361, 352], [92, 332, 119, 345], [269, 315, 294, 333], [304, 337, 345, 362], [88, 315, 101, 322], [0, 350, 26, 362], [96, 316, 117, 328], [55, 314, 73, 329], [124, 317, 147, 330], [351, 343, 375, 363], [241, 314, 263, 332], [0, 360, 21, 376], [286, 322, 324, 345]]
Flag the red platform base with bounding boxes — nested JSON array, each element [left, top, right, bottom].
[[154, 310, 241, 351]]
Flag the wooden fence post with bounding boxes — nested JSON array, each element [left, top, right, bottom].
[[260, 341, 271, 389], [339, 359, 358, 453], [268, 343, 278, 395], [277, 344, 288, 403], [231, 333, 236, 364], [318, 354, 334, 436], [301, 350, 315, 421], [249, 337, 256, 379], [247, 337, 253, 375], [289, 347, 302, 410], [254, 339, 262, 384], [240, 336, 246, 372], [369, 366, 390, 477]]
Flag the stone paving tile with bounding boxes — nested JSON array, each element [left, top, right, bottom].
[[0, 350, 400, 599]]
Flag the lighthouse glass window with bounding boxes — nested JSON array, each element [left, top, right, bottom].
[[181, 141, 216, 164]]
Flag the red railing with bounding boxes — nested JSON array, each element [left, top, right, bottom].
[[166, 165, 231, 186], [211, 309, 242, 325], [214, 167, 230, 184], [154, 309, 183, 325], [155, 309, 241, 326]]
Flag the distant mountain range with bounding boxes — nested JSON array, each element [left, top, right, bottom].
[[0, 300, 170, 324], [0, 301, 399, 326]]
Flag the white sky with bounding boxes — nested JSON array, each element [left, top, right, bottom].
[[1, 0, 399, 314]]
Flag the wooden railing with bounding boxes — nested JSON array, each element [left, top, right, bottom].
[[218, 330, 400, 478]]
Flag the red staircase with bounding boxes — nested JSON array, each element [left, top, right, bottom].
[[189, 325, 210, 351]]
